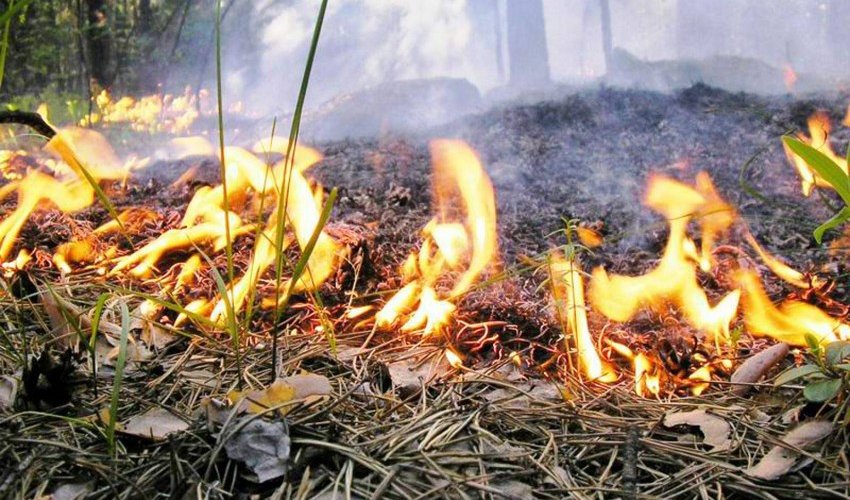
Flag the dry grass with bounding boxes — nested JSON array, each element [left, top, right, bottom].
[[0, 269, 848, 500]]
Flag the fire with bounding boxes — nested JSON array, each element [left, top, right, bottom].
[[735, 269, 849, 346], [0, 126, 136, 261], [783, 64, 798, 93], [80, 88, 203, 134], [744, 231, 823, 289], [589, 173, 740, 342], [374, 140, 497, 336], [783, 111, 847, 196], [549, 255, 616, 383]]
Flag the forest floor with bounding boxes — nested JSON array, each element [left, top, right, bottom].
[[1, 84, 850, 499]]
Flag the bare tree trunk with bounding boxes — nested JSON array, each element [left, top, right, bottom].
[[85, 0, 116, 89], [599, 0, 612, 74], [138, 0, 153, 35], [506, 0, 550, 88]]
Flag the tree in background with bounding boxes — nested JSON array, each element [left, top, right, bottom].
[[506, 0, 550, 88], [84, 0, 116, 89]]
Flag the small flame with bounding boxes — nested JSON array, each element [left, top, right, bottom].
[[783, 64, 798, 93], [445, 347, 464, 369], [783, 111, 848, 196], [634, 353, 661, 398], [744, 232, 824, 289], [374, 140, 497, 336], [735, 269, 849, 346], [549, 255, 616, 383]]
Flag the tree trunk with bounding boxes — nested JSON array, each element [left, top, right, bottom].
[[85, 0, 115, 89], [599, 0, 612, 74], [506, 0, 550, 88], [138, 0, 153, 35]]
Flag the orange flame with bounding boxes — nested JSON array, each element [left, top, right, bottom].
[[783, 111, 848, 196], [374, 140, 497, 336], [735, 269, 849, 346], [549, 255, 616, 383], [589, 174, 739, 342]]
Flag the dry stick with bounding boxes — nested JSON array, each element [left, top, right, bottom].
[[621, 425, 639, 500]]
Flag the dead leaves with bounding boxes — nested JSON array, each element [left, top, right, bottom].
[[120, 408, 190, 440], [224, 417, 291, 483], [730, 342, 789, 396], [227, 373, 332, 416], [663, 409, 733, 452], [745, 421, 833, 480]]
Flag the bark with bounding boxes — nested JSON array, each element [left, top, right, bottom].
[[138, 0, 153, 35], [506, 0, 550, 88]]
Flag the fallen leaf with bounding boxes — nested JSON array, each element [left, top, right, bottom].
[[730, 343, 789, 396], [663, 409, 732, 452], [120, 408, 190, 440], [387, 350, 451, 394], [745, 420, 833, 480], [224, 416, 290, 483], [489, 480, 534, 500], [50, 481, 94, 500], [0, 375, 19, 411], [229, 373, 332, 416]]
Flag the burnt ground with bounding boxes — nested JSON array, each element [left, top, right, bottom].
[[2, 84, 850, 498]]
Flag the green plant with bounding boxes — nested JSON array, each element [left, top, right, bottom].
[[775, 334, 850, 403], [106, 301, 130, 459], [782, 136, 850, 243]]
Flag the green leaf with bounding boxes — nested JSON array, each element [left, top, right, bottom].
[[774, 364, 823, 386], [834, 363, 850, 372], [825, 341, 850, 366], [805, 333, 823, 356], [814, 206, 850, 244], [107, 302, 131, 458], [783, 136, 850, 206], [803, 377, 842, 403]]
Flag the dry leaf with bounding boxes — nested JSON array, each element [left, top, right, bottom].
[[745, 420, 833, 480], [730, 343, 789, 396], [387, 350, 451, 393], [0, 375, 19, 411], [229, 373, 332, 416], [224, 416, 290, 483], [663, 409, 732, 452], [50, 482, 93, 500], [120, 408, 190, 440]]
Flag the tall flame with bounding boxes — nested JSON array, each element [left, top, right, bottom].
[[374, 140, 497, 336], [549, 255, 616, 383]]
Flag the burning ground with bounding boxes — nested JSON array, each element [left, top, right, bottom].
[[1, 84, 850, 498]]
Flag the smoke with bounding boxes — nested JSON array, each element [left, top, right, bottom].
[[216, 0, 850, 139], [244, 0, 500, 111]]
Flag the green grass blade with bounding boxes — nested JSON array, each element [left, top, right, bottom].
[[275, 188, 338, 354], [107, 301, 130, 459], [0, 0, 34, 92], [814, 206, 850, 244], [214, 0, 234, 288], [89, 292, 110, 399], [783, 136, 850, 205], [271, 0, 329, 379]]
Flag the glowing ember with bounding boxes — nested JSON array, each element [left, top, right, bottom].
[[549, 255, 616, 383], [445, 347, 464, 369], [783, 64, 798, 93], [783, 111, 847, 196], [589, 173, 740, 342], [374, 140, 497, 336]]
